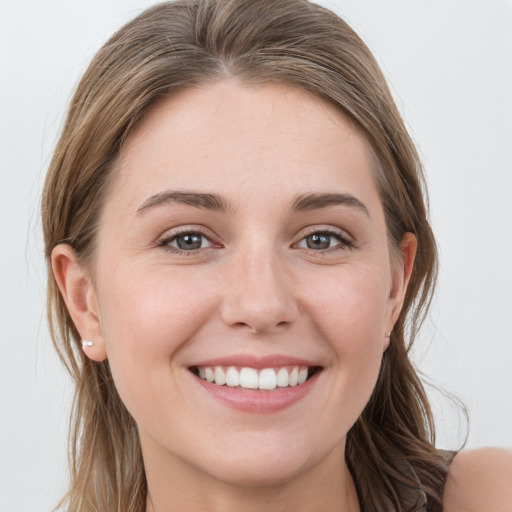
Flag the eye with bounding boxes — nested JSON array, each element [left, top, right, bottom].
[[160, 230, 215, 253], [296, 228, 353, 252]]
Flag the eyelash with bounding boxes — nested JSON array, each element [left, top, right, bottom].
[[296, 226, 354, 253], [157, 226, 354, 256], [157, 227, 216, 255]]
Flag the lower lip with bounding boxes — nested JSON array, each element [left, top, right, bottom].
[[192, 370, 321, 413]]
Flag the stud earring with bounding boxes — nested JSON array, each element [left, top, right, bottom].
[[82, 340, 94, 348], [385, 332, 391, 338]]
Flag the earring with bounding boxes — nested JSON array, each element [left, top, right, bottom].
[[82, 340, 94, 348], [385, 332, 391, 338]]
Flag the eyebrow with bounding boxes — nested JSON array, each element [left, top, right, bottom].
[[136, 190, 369, 218], [290, 192, 370, 217], [136, 191, 234, 214]]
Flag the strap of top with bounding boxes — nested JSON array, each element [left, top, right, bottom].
[[401, 449, 457, 512], [393, 458, 428, 511]]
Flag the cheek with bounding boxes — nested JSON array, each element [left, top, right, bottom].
[[95, 262, 219, 399], [301, 264, 389, 414], [303, 263, 390, 347], [99, 260, 217, 337]]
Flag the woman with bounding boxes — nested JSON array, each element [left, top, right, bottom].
[[42, 0, 512, 511]]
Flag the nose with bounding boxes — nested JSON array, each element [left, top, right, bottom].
[[220, 247, 299, 334]]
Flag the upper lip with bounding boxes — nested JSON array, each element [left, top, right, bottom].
[[190, 354, 321, 369]]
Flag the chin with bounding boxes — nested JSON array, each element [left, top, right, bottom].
[[205, 456, 310, 488], [191, 433, 324, 488]]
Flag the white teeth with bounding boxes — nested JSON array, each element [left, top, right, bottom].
[[258, 368, 277, 390], [289, 367, 299, 386], [196, 365, 313, 390], [240, 367, 259, 389], [214, 367, 226, 385], [298, 368, 308, 385], [205, 367, 215, 382], [225, 367, 240, 387], [277, 367, 289, 387]]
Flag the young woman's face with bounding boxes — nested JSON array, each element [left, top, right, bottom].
[[85, 81, 410, 486]]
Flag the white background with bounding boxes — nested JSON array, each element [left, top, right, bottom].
[[1, 1, 511, 511]]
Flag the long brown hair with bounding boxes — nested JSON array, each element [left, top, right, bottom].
[[42, 1, 452, 510]]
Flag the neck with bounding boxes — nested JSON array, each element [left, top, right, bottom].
[[143, 435, 360, 512]]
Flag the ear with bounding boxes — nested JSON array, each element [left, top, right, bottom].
[[384, 232, 417, 347], [51, 244, 107, 362]]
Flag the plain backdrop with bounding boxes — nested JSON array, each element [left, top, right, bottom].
[[1, 1, 511, 510]]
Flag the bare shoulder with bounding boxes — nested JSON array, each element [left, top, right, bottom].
[[443, 447, 512, 512]]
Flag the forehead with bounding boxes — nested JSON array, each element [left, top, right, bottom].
[[112, 80, 380, 212]]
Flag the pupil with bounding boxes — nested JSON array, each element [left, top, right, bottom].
[[307, 234, 330, 250], [177, 234, 202, 250]]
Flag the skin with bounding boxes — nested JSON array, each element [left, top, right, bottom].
[[53, 80, 420, 511], [443, 447, 512, 512]]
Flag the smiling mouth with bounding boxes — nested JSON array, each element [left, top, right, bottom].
[[190, 365, 322, 391]]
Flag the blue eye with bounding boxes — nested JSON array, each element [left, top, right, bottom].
[[304, 233, 333, 250], [162, 231, 214, 252], [297, 229, 352, 251]]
